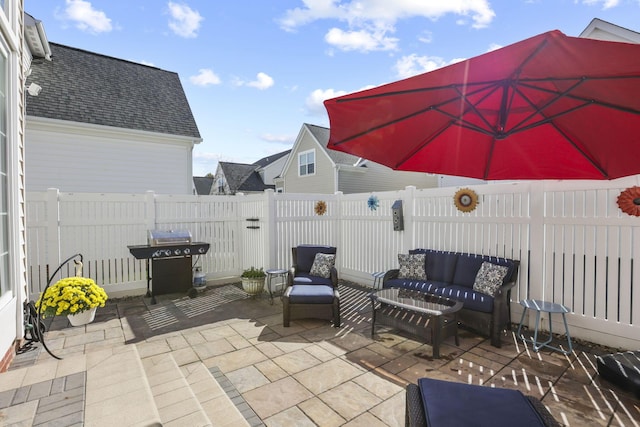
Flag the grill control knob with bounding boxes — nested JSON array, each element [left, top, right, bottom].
[[184, 248, 191, 255], [198, 247, 206, 254], [174, 249, 181, 256], [164, 249, 172, 257]]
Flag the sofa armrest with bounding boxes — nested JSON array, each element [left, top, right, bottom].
[[330, 267, 338, 287], [382, 269, 399, 287]]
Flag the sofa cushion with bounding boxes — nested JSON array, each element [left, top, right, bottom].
[[433, 284, 494, 313], [425, 251, 458, 283], [288, 284, 335, 304], [453, 254, 515, 288], [398, 253, 427, 280], [473, 262, 509, 296], [310, 253, 335, 278], [296, 245, 336, 273], [418, 378, 549, 426], [293, 273, 333, 287], [384, 278, 449, 294]]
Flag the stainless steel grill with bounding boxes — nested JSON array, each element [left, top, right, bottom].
[[148, 229, 192, 246], [128, 229, 210, 302]]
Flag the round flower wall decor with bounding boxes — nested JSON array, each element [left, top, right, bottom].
[[367, 195, 379, 211], [617, 186, 640, 217], [314, 200, 327, 216], [454, 188, 479, 213]]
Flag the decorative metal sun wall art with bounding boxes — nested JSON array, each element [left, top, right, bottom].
[[314, 200, 327, 216], [617, 186, 640, 217], [453, 188, 479, 213]]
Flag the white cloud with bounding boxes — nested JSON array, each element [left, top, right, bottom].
[[234, 72, 275, 90], [394, 54, 451, 78], [167, 2, 203, 38], [580, 0, 620, 9], [305, 88, 347, 115], [279, 1, 494, 53], [62, 0, 112, 34], [325, 27, 398, 51], [260, 133, 296, 144], [190, 69, 221, 86]]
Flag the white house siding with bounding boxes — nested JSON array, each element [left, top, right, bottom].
[[283, 131, 336, 194], [260, 156, 287, 186], [337, 162, 438, 194], [1, 0, 26, 372], [26, 118, 196, 194]]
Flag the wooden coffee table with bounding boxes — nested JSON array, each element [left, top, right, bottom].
[[370, 288, 463, 358]]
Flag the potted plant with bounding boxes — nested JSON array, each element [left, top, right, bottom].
[[241, 267, 266, 295], [36, 276, 108, 326]]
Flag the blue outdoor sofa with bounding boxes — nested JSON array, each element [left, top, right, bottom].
[[383, 249, 520, 347]]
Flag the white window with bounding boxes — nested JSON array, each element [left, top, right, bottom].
[[298, 149, 315, 176], [217, 177, 225, 194]]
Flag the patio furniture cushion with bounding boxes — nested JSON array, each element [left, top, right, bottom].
[[398, 253, 427, 280], [417, 378, 552, 426], [410, 250, 458, 283], [597, 351, 640, 398], [295, 245, 337, 273], [293, 273, 333, 287], [287, 284, 335, 304], [309, 253, 335, 278], [453, 254, 515, 288], [383, 278, 449, 295], [433, 284, 494, 313], [473, 262, 510, 297]]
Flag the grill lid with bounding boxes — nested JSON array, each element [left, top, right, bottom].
[[148, 229, 192, 246]]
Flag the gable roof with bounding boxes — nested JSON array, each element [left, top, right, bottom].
[[305, 123, 360, 166], [580, 18, 640, 43], [193, 176, 214, 195], [26, 43, 201, 139], [219, 162, 274, 193], [253, 149, 291, 168]]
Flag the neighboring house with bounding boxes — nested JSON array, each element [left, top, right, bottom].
[[276, 123, 438, 194], [212, 162, 275, 195], [580, 18, 640, 43], [25, 40, 202, 194], [193, 176, 214, 195], [211, 150, 290, 195], [253, 150, 291, 193], [1, 3, 30, 372]]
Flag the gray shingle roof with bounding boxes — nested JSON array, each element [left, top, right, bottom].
[[253, 149, 291, 168], [219, 162, 274, 193], [26, 43, 201, 139], [193, 176, 214, 195], [306, 123, 360, 165]]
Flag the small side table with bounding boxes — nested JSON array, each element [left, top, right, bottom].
[[265, 269, 288, 305], [517, 299, 573, 355], [371, 272, 385, 290]]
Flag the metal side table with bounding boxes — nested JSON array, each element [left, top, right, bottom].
[[517, 299, 573, 355], [265, 269, 288, 304]]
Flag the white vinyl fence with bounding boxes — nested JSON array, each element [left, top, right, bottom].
[[26, 177, 640, 349]]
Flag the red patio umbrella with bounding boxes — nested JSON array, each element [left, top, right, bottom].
[[324, 30, 640, 180]]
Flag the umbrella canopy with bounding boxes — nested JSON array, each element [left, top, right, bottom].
[[325, 30, 640, 180]]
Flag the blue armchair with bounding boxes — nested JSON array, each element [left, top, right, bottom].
[[283, 245, 340, 327]]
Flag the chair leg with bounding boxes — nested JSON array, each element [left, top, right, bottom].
[[333, 298, 341, 327], [283, 297, 290, 327]]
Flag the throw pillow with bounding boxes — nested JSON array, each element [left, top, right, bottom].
[[398, 253, 427, 280], [309, 253, 335, 279], [473, 261, 509, 296]]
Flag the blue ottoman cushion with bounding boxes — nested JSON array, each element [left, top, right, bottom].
[[418, 378, 548, 426], [288, 284, 335, 304]]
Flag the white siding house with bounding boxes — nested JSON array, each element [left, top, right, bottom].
[[1, 1, 28, 372], [25, 42, 202, 194], [278, 123, 438, 194]]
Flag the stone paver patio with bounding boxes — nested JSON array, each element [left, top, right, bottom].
[[1, 282, 638, 426]]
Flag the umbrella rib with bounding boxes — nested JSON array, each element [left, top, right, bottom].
[[331, 83, 499, 146], [548, 122, 609, 178]]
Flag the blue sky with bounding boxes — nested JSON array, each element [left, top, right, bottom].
[[25, 0, 640, 176]]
